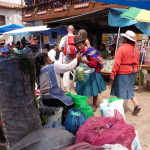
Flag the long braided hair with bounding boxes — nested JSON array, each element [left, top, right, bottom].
[[35, 53, 48, 77]]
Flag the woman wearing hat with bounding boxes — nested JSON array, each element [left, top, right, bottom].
[[110, 30, 141, 115], [74, 35, 106, 111]]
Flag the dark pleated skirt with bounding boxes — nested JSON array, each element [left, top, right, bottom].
[[111, 73, 136, 100]]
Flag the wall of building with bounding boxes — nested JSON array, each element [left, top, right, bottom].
[[0, 7, 23, 44], [0, 8, 22, 25]]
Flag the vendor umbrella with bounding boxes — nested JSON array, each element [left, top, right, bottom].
[[121, 7, 150, 74], [0, 24, 24, 33], [121, 7, 150, 22]]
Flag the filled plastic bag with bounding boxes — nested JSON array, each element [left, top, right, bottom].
[[132, 130, 143, 150], [108, 97, 122, 103], [100, 98, 125, 121], [63, 142, 104, 150], [64, 108, 86, 134], [76, 110, 136, 150], [66, 93, 94, 119], [63, 142, 128, 150], [103, 144, 128, 150], [74, 66, 85, 82]]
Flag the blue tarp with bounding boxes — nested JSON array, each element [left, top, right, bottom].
[[135, 22, 150, 36], [109, 8, 150, 36], [94, 0, 150, 10], [0, 24, 24, 33], [4, 26, 67, 36], [108, 8, 137, 27], [38, 26, 67, 36]]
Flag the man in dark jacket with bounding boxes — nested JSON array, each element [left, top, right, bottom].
[[21, 37, 28, 48]]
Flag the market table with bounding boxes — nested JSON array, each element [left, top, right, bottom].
[[101, 58, 114, 75], [138, 65, 150, 92], [101, 59, 150, 92]]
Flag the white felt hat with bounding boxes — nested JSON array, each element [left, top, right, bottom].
[[122, 30, 136, 42]]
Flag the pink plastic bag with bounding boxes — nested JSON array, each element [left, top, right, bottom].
[[76, 110, 136, 150]]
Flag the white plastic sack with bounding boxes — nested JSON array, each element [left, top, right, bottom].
[[132, 130, 143, 150], [100, 99, 126, 121], [102, 144, 128, 150]]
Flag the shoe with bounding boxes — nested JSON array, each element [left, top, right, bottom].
[[132, 105, 141, 115]]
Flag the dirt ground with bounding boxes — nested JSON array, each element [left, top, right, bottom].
[[70, 83, 150, 150]]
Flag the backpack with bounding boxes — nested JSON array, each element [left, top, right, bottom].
[[63, 35, 76, 58]]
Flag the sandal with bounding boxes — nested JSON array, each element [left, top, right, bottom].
[[132, 105, 141, 115]]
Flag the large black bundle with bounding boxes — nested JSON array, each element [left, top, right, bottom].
[[10, 128, 75, 150], [0, 56, 41, 148]]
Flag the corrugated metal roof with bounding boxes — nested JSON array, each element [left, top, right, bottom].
[[0, 1, 22, 8]]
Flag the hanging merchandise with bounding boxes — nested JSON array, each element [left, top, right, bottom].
[[64, 108, 86, 135], [66, 93, 94, 119]]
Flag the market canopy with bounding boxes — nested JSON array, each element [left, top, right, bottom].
[[0, 24, 24, 34], [108, 8, 150, 36], [93, 0, 150, 10], [3, 26, 67, 36], [121, 7, 150, 22], [108, 8, 137, 27], [3, 26, 49, 35], [47, 9, 109, 29]]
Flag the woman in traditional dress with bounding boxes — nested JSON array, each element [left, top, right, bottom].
[[110, 30, 141, 115], [74, 35, 106, 111]]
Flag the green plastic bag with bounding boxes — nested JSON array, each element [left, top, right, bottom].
[[108, 97, 122, 103], [66, 93, 94, 119], [74, 66, 85, 82]]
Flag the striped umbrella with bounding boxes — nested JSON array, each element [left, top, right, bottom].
[[121, 7, 150, 22]]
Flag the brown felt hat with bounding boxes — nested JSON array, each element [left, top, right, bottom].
[[74, 35, 85, 45]]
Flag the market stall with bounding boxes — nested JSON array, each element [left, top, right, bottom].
[[3, 26, 67, 52], [101, 58, 114, 75]]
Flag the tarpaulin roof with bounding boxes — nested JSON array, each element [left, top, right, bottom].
[[121, 7, 150, 22], [108, 8, 137, 27], [47, 9, 109, 28], [108, 8, 150, 36], [0, 24, 24, 33], [3, 26, 50, 35], [93, 0, 150, 10], [3, 26, 67, 36]]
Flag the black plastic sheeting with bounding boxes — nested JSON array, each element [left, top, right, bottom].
[[0, 56, 42, 149]]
